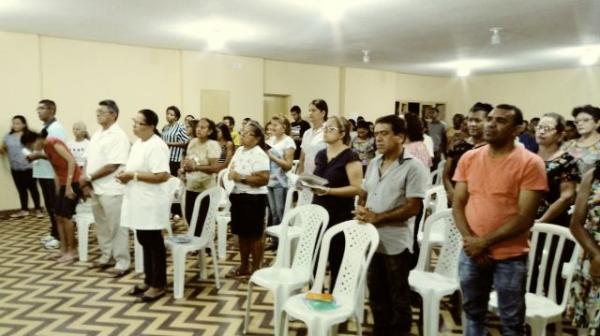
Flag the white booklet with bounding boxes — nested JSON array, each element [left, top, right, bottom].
[[296, 174, 329, 191]]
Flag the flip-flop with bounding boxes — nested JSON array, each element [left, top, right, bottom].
[[225, 267, 251, 279]]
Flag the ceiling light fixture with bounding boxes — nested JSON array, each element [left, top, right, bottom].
[[580, 48, 600, 66], [490, 27, 502, 45], [456, 66, 471, 77], [362, 49, 370, 63], [172, 18, 259, 51]]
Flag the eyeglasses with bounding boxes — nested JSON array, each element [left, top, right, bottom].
[[535, 126, 556, 133], [575, 117, 594, 124], [324, 126, 340, 133]]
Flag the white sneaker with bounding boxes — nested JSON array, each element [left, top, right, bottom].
[[40, 234, 54, 243], [10, 210, 29, 218], [44, 238, 60, 249], [35, 209, 45, 218]]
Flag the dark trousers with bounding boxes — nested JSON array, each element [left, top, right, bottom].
[[184, 190, 210, 237], [367, 250, 413, 336], [169, 161, 182, 216], [11, 169, 41, 211], [38, 178, 58, 239], [136, 230, 167, 288]]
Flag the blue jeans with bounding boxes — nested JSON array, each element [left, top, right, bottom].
[[459, 251, 528, 336], [267, 186, 287, 226]]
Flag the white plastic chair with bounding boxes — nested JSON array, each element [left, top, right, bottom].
[[216, 168, 232, 260], [74, 201, 95, 262], [283, 220, 379, 336], [409, 209, 462, 336], [165, 186, 222, 299], [430, 159, 445, 186], [243, 204, 329, 336], [265, 184, 314, 259], [416, 185, 448, 248], [488, 223, 582, 336]]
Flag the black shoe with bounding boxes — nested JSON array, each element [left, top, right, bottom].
[[129, 285, 148, 297], [137, 291, 166, 303]]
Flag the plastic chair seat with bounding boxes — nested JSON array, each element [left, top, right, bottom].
[[489, 292, 564, 320], [284, 293, 354, 327], [251, 267, 308, 289], [266, 225, 303, 239], [409, 270, 459, 296]]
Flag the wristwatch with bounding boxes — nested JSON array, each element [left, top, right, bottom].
[[240, 175, 247, 183]]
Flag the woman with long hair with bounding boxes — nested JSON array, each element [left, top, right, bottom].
[[1, 115, 42, 218], [215, 122, 234, 169], [117, 109, 171, 302], [403, 113, 433, 168]]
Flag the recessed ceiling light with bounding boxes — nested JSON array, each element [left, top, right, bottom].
[[456, 67, 471, 77], [287, 0, 374, 22], [580, 48, 599, 66], [490, 27, 503, 45], [362, 50, 370, 63], [438, 59, 493, 76]]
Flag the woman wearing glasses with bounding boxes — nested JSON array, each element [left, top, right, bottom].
[[117, 110, 171, 302], [562, 105, 600, 176], [310, 116, 363, 290], [227, 121, 270, 277]]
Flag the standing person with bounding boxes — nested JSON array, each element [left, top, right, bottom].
[[403, 113, 433, 169], [453, 104, 548, 335], [310, 116, 363, 289], [424, 107, 447, 169], [227, 121, 270, 277], [68, 121, 89, 169], [355, 115, 428, 336], [223, 116, 241, 147], [215, 122, 234, 170], [564, 120, 580, 141], [298, 99, 327, 175], [290, 105, 311, 161], [161, 106, 189, 219], [180, 118, 221, 234], [117, 109, 171, 302], [446, 113, 466, 149], [265, 116, 295, 251], [443, 102, 493, 202], [0, 116, 42, 218], [351, 120, 376, 173], [518, 120, 539, 153], [80, 100, 131, 276], [568, 161, 600, 335], [22, 130, 82, 263], [562, 105, 600, 176], [30, 99, 67, 249]]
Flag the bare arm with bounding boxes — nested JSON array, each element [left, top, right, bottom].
[[230, 170, 269, 188], [53, 144, 76, 189], [537, 180, 576, 223], [88, 164, 120, 181], [188, 157, 221, 175], [117, 171, 170, 184], [570, 170, 600, 258], [268, 148, 294, 172], [323, 161, 362, 198], [442, 158, 455, 202], [452, 181, 472, 238], [356, 198, 422, 227], [297, 151, 305, 174]]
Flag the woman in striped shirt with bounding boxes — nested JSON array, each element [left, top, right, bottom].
[[161, 106, 190, 218], [216, 122, 234, 170]]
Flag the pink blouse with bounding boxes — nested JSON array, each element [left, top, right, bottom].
[[404, 141, 433, 168]]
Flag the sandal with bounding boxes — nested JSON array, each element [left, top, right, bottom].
[[57, 254, 77, 263], [225, 266, 251, 279]]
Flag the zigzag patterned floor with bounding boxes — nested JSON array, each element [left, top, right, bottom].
[[0, 214, 577, 335]]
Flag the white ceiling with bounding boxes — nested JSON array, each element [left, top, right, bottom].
[[1, 0, 599, 76]]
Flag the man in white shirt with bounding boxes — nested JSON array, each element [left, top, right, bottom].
[[80, 100, 131, 277], [29, 99, 67, 249]]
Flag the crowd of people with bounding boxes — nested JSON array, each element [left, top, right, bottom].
[[1, 97, 599, 334]]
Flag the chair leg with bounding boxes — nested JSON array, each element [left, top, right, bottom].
[[422, 294, 441, 336], [211, 243, 220, 289], [217, 216, 228, 261], [77, 221, 90, 262], [243, 282, 253, 334], [528, 317, 547, 336], [198, 248, 206, 280], [172, 249, 187, 299]]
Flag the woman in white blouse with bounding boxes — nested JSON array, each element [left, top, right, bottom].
[[227, 120, 270, 277], [117, 109, 171, 302]]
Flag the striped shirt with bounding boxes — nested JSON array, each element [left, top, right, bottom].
[[161, 122, 190, 162]]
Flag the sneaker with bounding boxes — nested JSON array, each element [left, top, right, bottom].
[[44, 238, 60, 249], [10, 210, 29, 218], [40, 234, 54, 243], [35, 209, 45, 218]]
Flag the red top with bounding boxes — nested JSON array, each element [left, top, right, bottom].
[[44, 137, 82, 186]]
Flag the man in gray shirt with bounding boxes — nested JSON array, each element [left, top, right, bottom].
[[425, 107, 447, 169], [355, 114, 428, 336]]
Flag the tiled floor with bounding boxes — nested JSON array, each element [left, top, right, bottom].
[[0, 214, 576, 335]]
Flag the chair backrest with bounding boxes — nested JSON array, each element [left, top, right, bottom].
[[187, 187, 222, 242], [416, 185, 448, 239], [282, 185, 314, 216], [430, 159, 445, 186], [432, 211, 462, 279], [527, 223, 582, 309], [286, 205, 329, 275], [217, 168, 234, 195], [415, 209, 452, 271], [311, 220, 379, 304]]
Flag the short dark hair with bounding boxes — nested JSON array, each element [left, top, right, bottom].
[[530, 117, 540, 124], [20, 130, 43, 146], [99, 99, 119, 119], [290, 105, 301, 114], [223, 116, 235, 125], [38, 99, 56, 114], [166, 106, 181, 120], [375, 114, 406, 135], [495, 104, 524, 127], [138, 109, 160, 136], [469, 102, 494, 115], [404, 113, 424, 142], [245, 120, 268, 150], [572, 104, 600, 121], [566, 120, 576, 128], [310, 99, 329, 120]]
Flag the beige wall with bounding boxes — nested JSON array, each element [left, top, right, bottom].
[[1, 29, 599, 211], [448, 67, 600, 120]]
